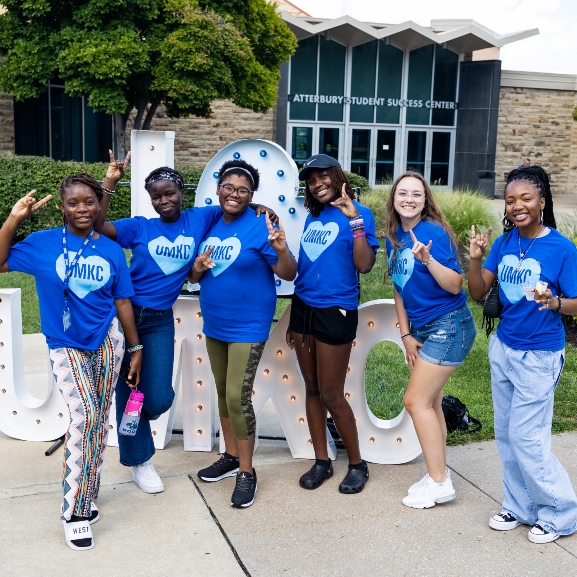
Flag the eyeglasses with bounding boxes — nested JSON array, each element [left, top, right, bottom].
[[219, 184, 252, 197], [395, 190, 424, 201]]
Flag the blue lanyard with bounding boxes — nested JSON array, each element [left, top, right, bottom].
[[62, 226, 94, 317]]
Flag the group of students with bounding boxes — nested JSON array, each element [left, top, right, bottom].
[[1, 151, 576, 551]]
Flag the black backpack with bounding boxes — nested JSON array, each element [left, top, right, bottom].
[[442, 395, 482, 433]]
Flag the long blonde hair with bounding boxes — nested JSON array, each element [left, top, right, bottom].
[[386, 171, 459, 263]]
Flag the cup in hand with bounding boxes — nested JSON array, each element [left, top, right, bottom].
[[522, 281, 536, 301]]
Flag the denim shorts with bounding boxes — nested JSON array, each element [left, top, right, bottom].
[[411, 305, 476, 367]]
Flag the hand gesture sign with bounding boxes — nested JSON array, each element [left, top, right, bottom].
[[255, 205, 279, 225], [470, 225, 492, 261], [105, 149, 131, 183], [330, 183, 359, 219], [409, 229, 432, 264], [266, 212, 287, 253], [10, 190, 53, 223], [193, 246, 215, 274]]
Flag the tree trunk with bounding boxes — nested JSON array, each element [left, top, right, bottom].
[[112, 113, 126, 160], [132, 99, 147, 131], [142, 96, 162, 130]]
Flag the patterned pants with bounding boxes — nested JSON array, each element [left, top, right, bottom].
[[205, 336, 265, 440], [50, 318, 125, 521]]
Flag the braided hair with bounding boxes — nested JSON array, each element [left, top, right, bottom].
[[144, 166, 184, 192], [503, 166, 556, 230], [59, 173, 103, 226], [304, 166, 354, 217]]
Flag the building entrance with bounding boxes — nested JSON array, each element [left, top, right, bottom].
[[348, 127, 398, 185], [405, 129, 453, 186]]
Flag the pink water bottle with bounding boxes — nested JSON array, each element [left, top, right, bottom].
[[119, 389, 144, 436]]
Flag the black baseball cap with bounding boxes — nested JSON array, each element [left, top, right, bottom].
[[298, 154, 341, 180]]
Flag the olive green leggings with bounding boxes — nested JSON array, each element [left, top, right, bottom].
[[205, 336, 265, 440]]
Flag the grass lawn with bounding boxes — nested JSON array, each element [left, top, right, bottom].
[[3, 244, 577, 446]]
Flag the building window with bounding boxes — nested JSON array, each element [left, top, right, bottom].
[[376, 43, 403, 125], [289, 37, 318, 121], [14, 81, 112, 162], [317, 36, 346, 122], [350, 40, 378, 123], [432, 47, 459, 126], [406, 45, 434, 125]]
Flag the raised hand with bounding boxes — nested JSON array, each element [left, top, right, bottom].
[[409, 229, 432, 264], [266, 212, 287, 253], [10, 190, 53, 222], [193, 246, 215, 274], [105, 149, 131, 183], [470, 225, 492, 260], [330, 183, 359, 219]]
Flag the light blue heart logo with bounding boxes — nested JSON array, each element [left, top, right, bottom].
[[498, 255, 541, 304], [388, 248, 414, 291], [148, 235, 194, 276], [200, 236, 241, 277], [301, 221, 339, 262], [55, 253, 111, 299]]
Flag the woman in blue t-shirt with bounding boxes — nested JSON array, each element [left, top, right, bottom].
[[190, 160, 297, 509], [95, 153, 278, 495], [0, 174, 142, 551], [469, 166, 577, 544], [285, 155, 379, 494], [385, 171, 475, 509]]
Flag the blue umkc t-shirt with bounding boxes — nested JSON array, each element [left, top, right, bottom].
[[113, 207, 222, 310], [386, 219, 467, 328], [294, 202, 379, 310], [198, 207, 283, 342], [7, 228, 134, 350], [483, 227, 577, 351]]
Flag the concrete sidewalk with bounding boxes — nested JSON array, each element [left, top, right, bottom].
[[2, 337, 577, 576]]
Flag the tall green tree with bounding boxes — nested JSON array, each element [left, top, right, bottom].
[[0, 0, 296, 154]]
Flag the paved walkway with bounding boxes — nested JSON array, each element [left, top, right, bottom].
[[2, 336, 577, 576]]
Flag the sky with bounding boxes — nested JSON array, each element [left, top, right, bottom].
[[293, 0, 576, 75]]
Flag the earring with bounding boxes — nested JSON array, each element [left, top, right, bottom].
[[540, 209, 543, 223], [502, 210, 515, 230]]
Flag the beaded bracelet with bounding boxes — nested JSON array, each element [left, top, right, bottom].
[[353, 232, 366, 238], [552, 296, 563, 314], [349, 219, 365, 231], [128, 342, 144, 353], [103, 187, 115, 196]]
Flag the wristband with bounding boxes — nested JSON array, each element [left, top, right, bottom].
[[400, 333, 411, 339], [423, 257, 434, 267], [353, 232, 366, 239], [128, 342, 143, 353], [552, 296, 563, 314], [102, 187, 115, 196]]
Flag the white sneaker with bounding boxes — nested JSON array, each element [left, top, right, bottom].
[[408, 468, 451, 495], [132, 460, 164, 494], [528, 524, 559, 544], [402, 475, 455, 509]]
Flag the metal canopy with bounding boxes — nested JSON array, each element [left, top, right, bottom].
[[281, 13, 538, 53]]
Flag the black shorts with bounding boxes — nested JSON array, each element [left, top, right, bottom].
[[289, 294, 358, 346]]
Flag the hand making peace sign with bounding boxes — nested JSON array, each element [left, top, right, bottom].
[[10, 190, 53, 223]]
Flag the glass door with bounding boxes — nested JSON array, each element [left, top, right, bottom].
[[318, 127, 340, 161], [290, 126, 313, 170], [406, 130, 427, 175], [374, 129, 396, 185], [349, 128, 371, 180], [404, 130, 453, 187]]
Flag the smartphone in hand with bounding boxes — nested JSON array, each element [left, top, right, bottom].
[[119, 362, 137, 385]]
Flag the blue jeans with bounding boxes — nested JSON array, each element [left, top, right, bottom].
[[490, 335, 577, 535], [411, 305, 476, 367], [115, 305, 175, 467]]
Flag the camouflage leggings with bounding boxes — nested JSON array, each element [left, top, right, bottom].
[[205, 336, 265, 440]]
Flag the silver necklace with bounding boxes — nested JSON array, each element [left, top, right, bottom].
[[516, 225, 544, 270]]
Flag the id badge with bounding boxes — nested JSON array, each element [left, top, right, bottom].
[[63, 308, 71, 331]]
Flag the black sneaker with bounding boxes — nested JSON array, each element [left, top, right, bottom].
[[198, 453, 239, 482], [231, 469, 257, 508], [489, 511, 521, 531]]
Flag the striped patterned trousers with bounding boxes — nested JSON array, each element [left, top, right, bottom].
[[49, 318, 125, 521]]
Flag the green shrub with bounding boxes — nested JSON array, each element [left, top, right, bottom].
[[558, 210, 577, 242], [432, 188, 499, 247], [0, 154, 203, 242]]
